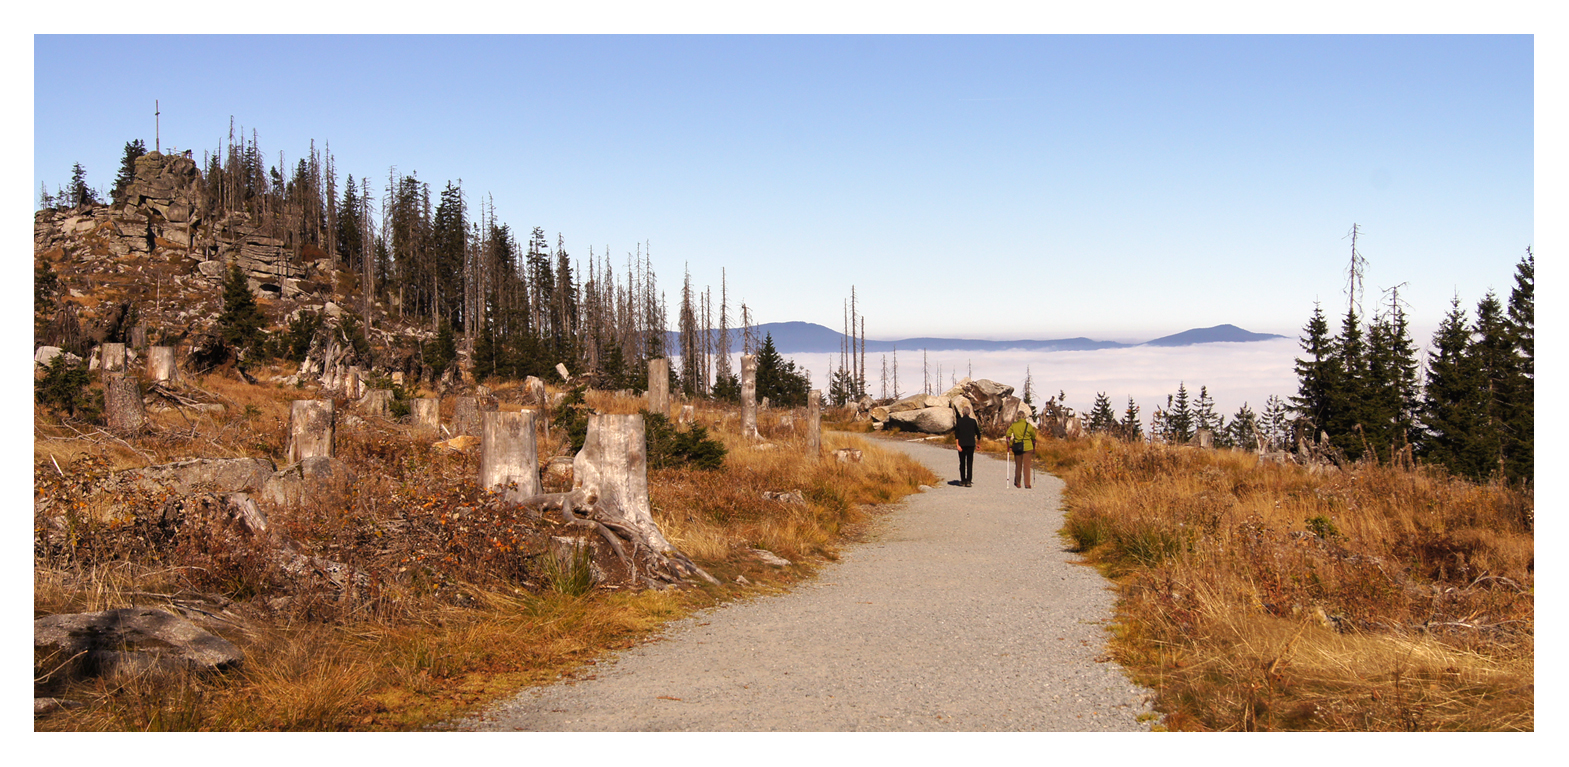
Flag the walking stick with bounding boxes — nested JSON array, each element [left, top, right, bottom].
[[1004, 441, 1011, 487]]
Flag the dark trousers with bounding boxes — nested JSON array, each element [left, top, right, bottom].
[[958, 446, 975, 483]]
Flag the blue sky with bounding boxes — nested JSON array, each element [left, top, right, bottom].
[[32, 34, 1532, 343]]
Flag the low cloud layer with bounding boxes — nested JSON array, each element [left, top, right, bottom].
[[791, 338, 1305, 429]]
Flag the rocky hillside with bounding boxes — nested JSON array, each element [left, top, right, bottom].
[[35, 151, 444, 389]]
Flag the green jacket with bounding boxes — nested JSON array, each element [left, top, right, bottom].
[[1006, 419, 1038, 451]]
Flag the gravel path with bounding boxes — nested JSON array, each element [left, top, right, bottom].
[[452, 438, 1153, 731]]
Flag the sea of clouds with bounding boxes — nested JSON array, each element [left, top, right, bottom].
[[783, 337, 1306, 430]]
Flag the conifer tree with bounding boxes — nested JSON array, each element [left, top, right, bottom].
[[754, 334, 810, 407], [111, 139, 147, 203], [1419, 297, 1482, 477], [1169, 383, 1195, 444], [1291, 303, 1339, 440], [1261, 395, 1289, 451], [1119, 397, 1143, 442], [1505, 248, 1533, 480], [1087, 392, 1117, 434], [67, 162, 98, 208], [1227, 403, 1259, 450], [218, 263, 266, 353]]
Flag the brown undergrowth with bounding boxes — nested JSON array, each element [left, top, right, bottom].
[[1038, 436, 1533, 731], [34, 375, 935, 731]]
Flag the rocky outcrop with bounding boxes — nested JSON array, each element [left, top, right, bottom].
[[34, 607, 244, 685], [867, 377, 1033, 437]]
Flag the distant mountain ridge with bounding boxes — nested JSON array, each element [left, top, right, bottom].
[[668, 322, 1285, 355]]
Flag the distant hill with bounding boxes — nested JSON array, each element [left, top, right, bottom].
[[1140, 324, 1287, 347], [669, 321, 1283, 355]]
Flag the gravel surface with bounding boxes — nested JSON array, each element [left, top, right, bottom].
[[452, 437, 1154, 731]]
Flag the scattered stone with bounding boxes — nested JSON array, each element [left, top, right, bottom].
[[833, 448, 863, 463], [749, 548, 792, 567], [34, 697, 84, 717], [762, 490, 806, 505], [735, 575, 751, 586]]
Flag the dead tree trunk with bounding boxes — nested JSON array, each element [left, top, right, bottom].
[[573, 413, 717, 586], [741, 353, 758, 439], [104, 373, 144, 433], [807, 388, 821, 456], [481, 409, 540, 502], [647, 357, 670, 417], [148, 346, 176, 383], [286, 399, 335, 464]]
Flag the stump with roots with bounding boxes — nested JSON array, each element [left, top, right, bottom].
[[511, 413, 717, 588], [286, 400, 335, 464], [104, 373, 144, 433], [741, 354, 758, 439]]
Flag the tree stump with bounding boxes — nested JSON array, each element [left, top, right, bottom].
[[104, 373, 144, 433], [410, 398, 440, 432], [573, 413, 717, 585], [678, 404, 694, 424], [359, 389, 393, 418], [481, 409, 540, 502], [741, 353, 758, 439], [647, 357, 670, 417], [807, 389, 822, 455], [147, 346, 176, 383], [99, 343, 127, 377], [345, 366, 363, 399], [286, 400, 335, 464], [452, 395, 498, 437]]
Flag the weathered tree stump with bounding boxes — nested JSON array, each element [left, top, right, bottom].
[[345, 366, 363, 399], [807, 389, 822, 455], [359, 389, 393, 418], [481, 409, 540, 502], [286, 400, 335, 464], [647, 357, 670, 417], [741, 354, 759, 439], [678, 404, 695, 424], [104, 373, 144, 433], [129, 323, 146, 350], [572, 413, 717, 586], [99, 343, 127, 377], [452, 395, 499, 437], [147, 346, 176, 383], [410, 398, 440, 432]]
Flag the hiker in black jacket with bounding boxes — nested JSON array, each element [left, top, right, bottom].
[[954, 403, 981, 487]]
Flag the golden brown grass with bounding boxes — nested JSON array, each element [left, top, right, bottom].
[[1041, 435, 1533, 731], [35, 374, 935, 731]]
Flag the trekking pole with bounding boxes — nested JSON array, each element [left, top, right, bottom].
[[1004, 441, 1011, 487]]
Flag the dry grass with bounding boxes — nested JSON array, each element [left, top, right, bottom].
[[35, 374, 935, 730], [1042, 435, 1533, 731]]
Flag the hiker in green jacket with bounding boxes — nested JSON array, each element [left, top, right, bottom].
[[1005, 412, 1039, 489]]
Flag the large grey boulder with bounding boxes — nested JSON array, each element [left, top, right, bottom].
[[121, 457, 277, 496], [887, 405, 957, 434], [35, 607, 244, 686]]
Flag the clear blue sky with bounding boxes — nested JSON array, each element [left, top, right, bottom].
[[33, 34, 1533, 342]]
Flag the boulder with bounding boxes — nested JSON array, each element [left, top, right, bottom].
[[34, 607, 244, 686], [887, 405, 956, 434], [833, 448, 863, 463]]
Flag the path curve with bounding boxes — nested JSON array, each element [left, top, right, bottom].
[[453, 438, 1153, 731]]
